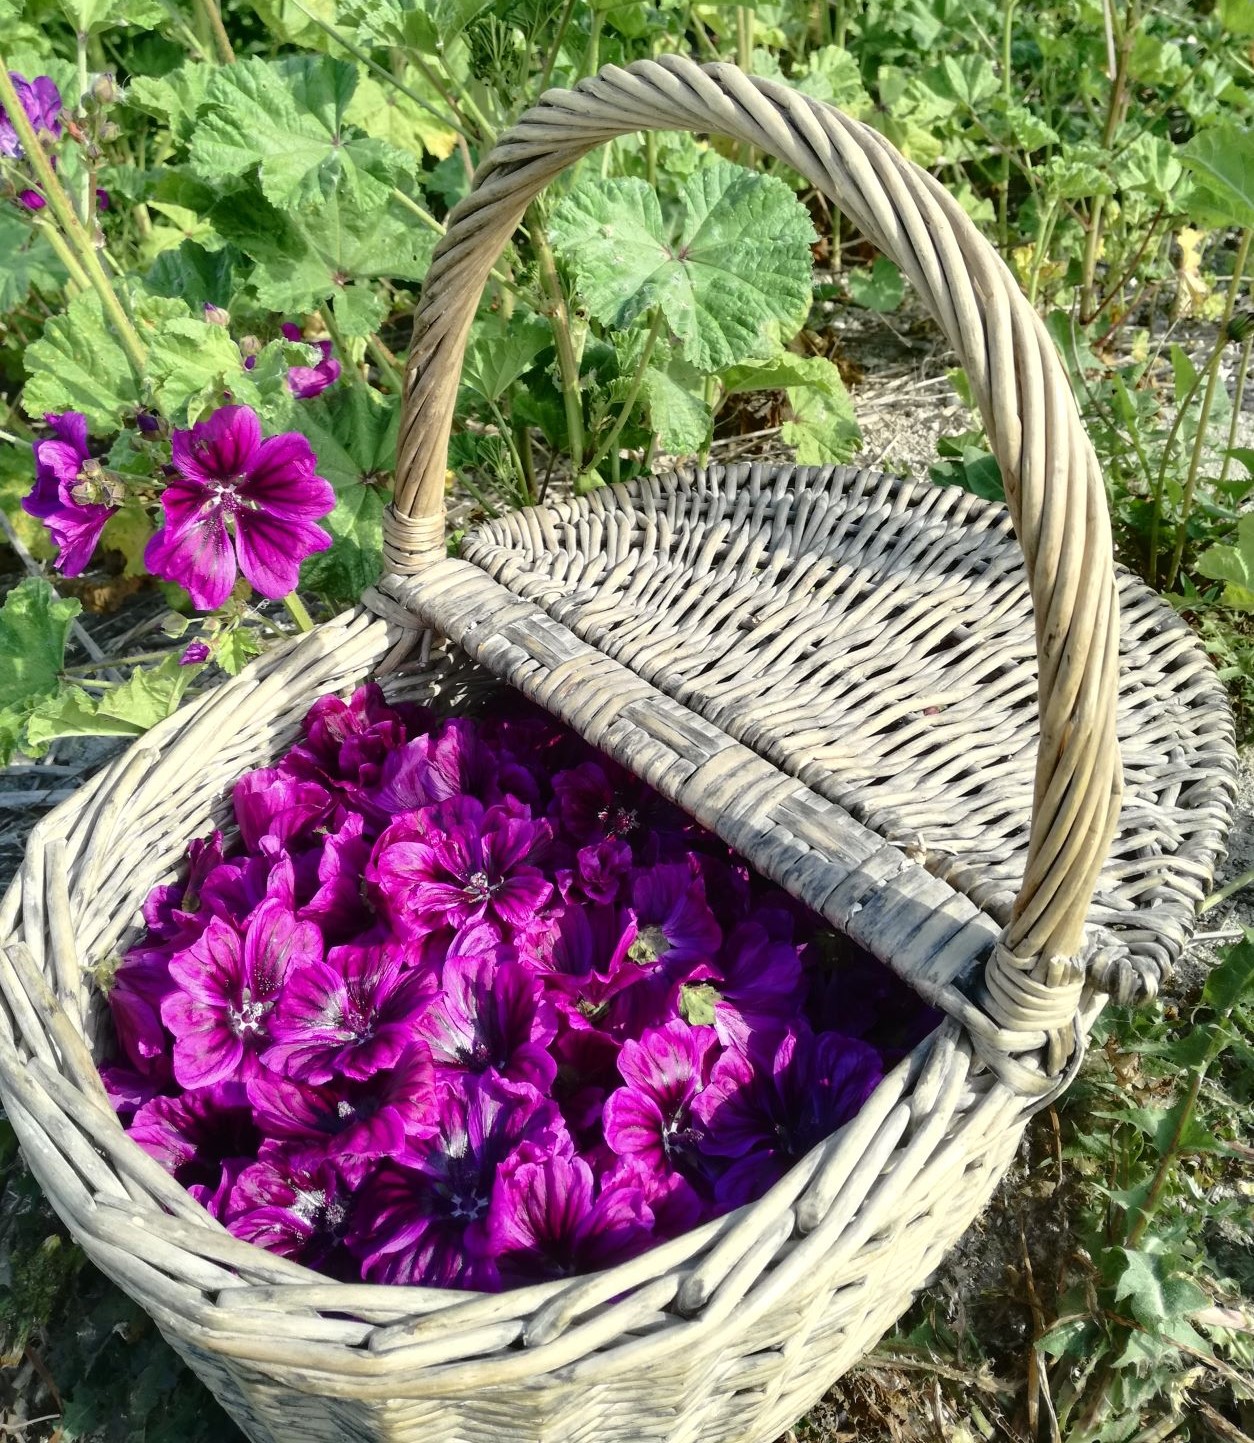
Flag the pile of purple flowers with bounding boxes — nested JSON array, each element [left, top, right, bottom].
[[106, 686, 936, 1289]]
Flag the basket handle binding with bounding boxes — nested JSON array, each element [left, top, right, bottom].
[[389, 56, 1123, 1037]]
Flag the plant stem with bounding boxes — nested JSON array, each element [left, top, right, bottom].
[[193, 0, 236, 63], [1125, 1065, 1206, 1249], [1219, 330, 1253, 487], [366, 334, 404, 392], [75, 29, 90, 224], [1080, 0, 1135, 322], [1026, 198, 1059, 305], [389, 185, 443, 236], [34, 219, 92, 292], [1201, 866, 1254, 914], [0, 60, 147, 380], [1147, 353, 1212, 586], [529, 206, 584, 474], [998, 0, 1018, 255], [1165, 227, 1252, 591], [537, 0, 577, 96], [583, 308, 666, 479], [283, 592, 315, 633], [736, 6, 753, 69], [317, 304, 366, 392], [514, 421, 537, 505]]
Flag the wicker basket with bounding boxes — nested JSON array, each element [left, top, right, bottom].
[[0, 55, 1237, 1443]]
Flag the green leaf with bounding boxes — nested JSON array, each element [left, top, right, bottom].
[[215, 627, 261, 677], [1182, 124, 1254, 230], [847, 256, 904, 313], [99, 504, 154, 578], [344, 73, 459, 162], [145, 316, 250, 422], [1202, 932, 1254, 1013], [301, 481, 386, 607], [144, 241, 236, 311], [1220, 0, 1254, 34], [25, 655, 200, 749], [549, 160, 817, 372], [239, 191, 435, 316], [0, 579, 81, 764], [794, 45, 869, 110], [0, 211, 67, 311], [0, 439, 54, 563], [461, 315, 551, 404], [641, 358, 711, 455], [22, 289, 140, 430], [1195, 514, 1254, 611], [126, 65, 213, 146], [332, 283, 387, 341], [1115, 132, 1184, 201], [931, 445, 1006, 502], [190, 57, 416, 214], [679, 982, 720, 1025], [722, 353, 861, 464], [1112, 1247, 1211, 1347], [930, 54, 999, 108], [58, 0, 163, 34]]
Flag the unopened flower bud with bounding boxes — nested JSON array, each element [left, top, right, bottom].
[[90, 72, 120, 105], [98, 119, 121, 143], [203, 303, 231, 327], [239, 334, 263, 357]]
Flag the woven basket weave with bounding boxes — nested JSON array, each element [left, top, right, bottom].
[[0, 56, 1237, 1443]]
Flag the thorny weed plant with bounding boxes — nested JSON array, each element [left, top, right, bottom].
[[0, 0, 1251, 1439]]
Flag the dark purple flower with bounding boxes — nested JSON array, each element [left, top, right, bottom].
[[550, 761, 642, 844], [162, 901, 319, 1089], [246, 1043, 437, 1171], [369, 796, 553, 938], [179, 640, 210, 666], [603, 1019, 719, 1175], [263, 940, 435, 1083], [550, 1023, 621, 1152], [694, 1025, 883, 1206], [352, 1077, 567, 1289], [299, 810, 375, 941], [232, 767, 334, 851], [109, 947, 175, 1081], [560, 838, 633, 907], [129, 1082, 259, 1215], [21, 412, 113, 575], [144, 405, 334, 610], [141, 832, 225, 943], [520, 903, 637, 1026], [281, 322, 340, 399], [694, 921, 806, 1050], [418, 935, 559, 1090], [226, 1146, 352, 1268], [368, 717, 500, 815], [0, 73, 61, 159], [628, 863, 721, 970], [490, 1153, 653, 1283]]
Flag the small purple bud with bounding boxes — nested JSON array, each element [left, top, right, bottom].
[[180, 641, 211, 666], [203, 303, 231, 327]]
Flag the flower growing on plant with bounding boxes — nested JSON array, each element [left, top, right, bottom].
[[0, 72, 61, 210], [21, 412, 115, 575], [143, 404, 334, 611], [280, 322, 340, 398]]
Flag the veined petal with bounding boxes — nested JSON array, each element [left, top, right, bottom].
[[234, 510, 331, 600], [145, 512, 237, 611], [171, 405, 262, 486]]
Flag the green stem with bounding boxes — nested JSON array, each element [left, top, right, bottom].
[[514, 421, 537, 505], [0, 61, 147, 380], [583, 308, 666, 479], [1165, 227, 1252, 591], [1080, 0, 1135, 322], [736, 5, 753, 69], [645, 129, 658, 190], [537, 0, 577, 96], [366, 334, 404, 392], [529, 207, 584, 474], [389, 185, 443, 236], [1200, 865, 1254, 914], [282, 592, 315, 633], [75, 30, 90, 225], [316, 305, 365, 393], [34, 219, 92, 292], [486, 397, 530, 506], [1087, 206, 1166, 326], [1125, 1064, 1206, 1249], [193, 0, 236, 64], [998, 0, 1018, 255], [1219, 331, 1253, 488], [1147, 352, 1213, 586], [65, 649, 184, 671], [1026, 198, 1059, 306]]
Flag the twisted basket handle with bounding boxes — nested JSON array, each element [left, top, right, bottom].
[[391, 55, 1123, 1014]]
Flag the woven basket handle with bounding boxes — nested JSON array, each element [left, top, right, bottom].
[[392, 55, 1123, 1011]]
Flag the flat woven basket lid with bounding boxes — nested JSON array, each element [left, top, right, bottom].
[[447, 461, 1235, 1008]]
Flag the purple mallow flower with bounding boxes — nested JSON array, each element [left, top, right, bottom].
[[352, 1077, 566, 1289], [281, 323, 340, 398], [603, 1020, 717, 1176], [695, 1025, 883, 1207], [161, 900, 319, 1089], [129, 1082, 259, 1216], [22, 412, 114, 575], [1, 74, 61, 210], [369, 796, 553, 939], [263, 940, 435, 1084], [144, 404, 334, 611], [226, 1147, 352, 1269]]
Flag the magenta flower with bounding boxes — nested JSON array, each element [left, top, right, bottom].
[[21, 413, 114, 575], [280, 323, 341, 398], [418, 938, 559, 1090], [694, 1025, 883, 1206], [162, 901, 319, 1089], [263, 940, 436, 1083], [129, 1082, 259, 1216], [695, 921, 806, 1050], [560, 839, 633, 907], [246, 1043, 437, 1171], [179, 640, 210, 666], [109, 947, 175, 1082], [143, 405, 334, 611], [551, 761, 641, 844], [352, 1077, 567, 1289], [628, 863, 721, 970], [368, 717, 498, 816], [521, 903, 637, 1026], [232, 768, 334, 851], [292, 682, 421, 790], [369, 796, 554, 938], [299, 811, 376, 942], [1, 74, 61, 209], [141, 831, 225, 943], [603, 1020, 719, 1175], [491, 1153, 653, 1283], [226, 1147, 351, 1268]]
